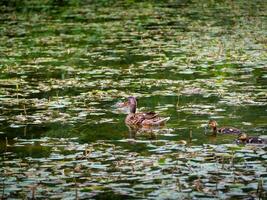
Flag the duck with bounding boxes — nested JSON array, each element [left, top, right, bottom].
[[236, 133, 267, 144], [123, 97, 170, 127], [207, 120, 242, 135]]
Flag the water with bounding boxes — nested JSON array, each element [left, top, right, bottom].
[[0, 0, 267, 199]]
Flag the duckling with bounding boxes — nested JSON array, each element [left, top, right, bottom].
[[208, 120, 242, 135], [236, 133, 267, 144], [124, 97, 170, 127]]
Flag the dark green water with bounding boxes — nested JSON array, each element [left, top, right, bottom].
[[0, 0, 267, 199]]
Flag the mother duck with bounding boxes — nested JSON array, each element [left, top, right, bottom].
[[124, 97, 170, 127]]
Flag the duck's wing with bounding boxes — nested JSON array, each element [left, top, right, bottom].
[[126, 112, 169, 127], [142, 116, 170, 126], [142, 111, 158, 119]]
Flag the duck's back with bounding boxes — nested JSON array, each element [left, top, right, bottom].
[[125, 111, 168, 127], [218, 127, 242, 135], [247, 137, 267, 144], [142, 116, 170, 126]]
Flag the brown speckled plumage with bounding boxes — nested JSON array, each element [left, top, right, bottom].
[[124, 97, 170, 127], [236, 133, 267, 144], [208, 120, 242, 135]]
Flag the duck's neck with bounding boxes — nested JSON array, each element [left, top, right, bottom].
[[129, 98, 137, 114], [129, 104, 136, 113]]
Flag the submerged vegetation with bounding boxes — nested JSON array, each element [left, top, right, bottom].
[[1, 138, 267, 199], [0, 0, 266, 199]]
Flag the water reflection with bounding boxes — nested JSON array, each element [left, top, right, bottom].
[[127, 125, 157, 140]]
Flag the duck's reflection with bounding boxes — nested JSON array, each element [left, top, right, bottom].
[[127, 125, 157, 140]]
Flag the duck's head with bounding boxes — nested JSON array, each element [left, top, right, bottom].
[[237, 133, 248, 141], [208, 120, 217, 129], [127, 96, 137, 113], [118, 96, 137, 113]]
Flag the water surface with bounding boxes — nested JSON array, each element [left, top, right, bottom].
[[0, 0, 267, 199]]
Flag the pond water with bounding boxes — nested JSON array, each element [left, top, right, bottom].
[[0, 0, 267, 199]]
